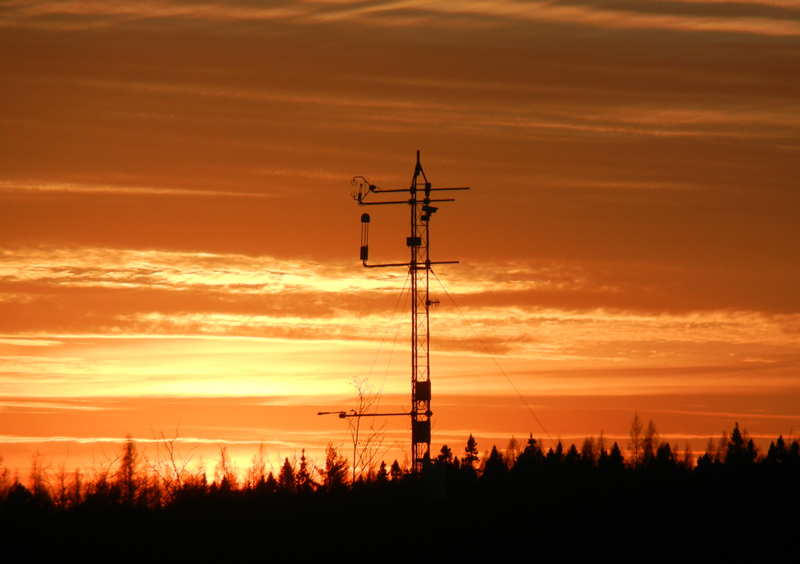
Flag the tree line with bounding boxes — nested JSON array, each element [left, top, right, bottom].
[[3, 416, 800, 560], [2, 415, 799, 510]]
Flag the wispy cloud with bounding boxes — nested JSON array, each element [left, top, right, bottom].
[[0, 180, 272, 199], [0, 247, 393, 294], [3, 0, 799, 36], [3, 248, 799, 356], [0, 339, 63, 347], [0, 400, 108, 411], [16, 71, 792, 145]]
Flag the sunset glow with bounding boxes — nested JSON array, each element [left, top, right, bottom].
[[2, 0, 799, 476]]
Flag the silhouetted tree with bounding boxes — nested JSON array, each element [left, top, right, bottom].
[[597, 431, 607, 459], [323, 444, 348, 491], [696, 451, 714, 471], [263, 472, 277, 494], [28, 450, 52, 507], [461, 435, 480, 483], [481, 446, 507, 486], [654, 442, 675, 470], [245, 443, 268, 490], [787, 440, 800, 474], [463, 435, 479, 469], [297, 449, 315, 492], [628, 413, 644, 467], [505, 436, 521, 469], [602, 442, 625, 473], [716, 431, 728, 463], [437, 444, 454, 465], [545, 440, 564, 468], [390, 460, 403, 482], [115, 436, 142, 506], [564, 443, 581, 468], [515, 435, 544, 467], [376, 461, 389, 484], [278, 457, 295, 493], [70, 467, 83, 507], [745, 437, 758, 465], [702, 436, 717, 465], [765, 435, 788, 467], [84, 450, 120, 506], [214, 446, 238, 492], [348, 375, 387, 482], [182, 459, 208, 495], [511, 435, 544, 487], [52, 461, 70, 509], [434, 444, 461, 489], [0, 454, 11, 499], [581, 436, 597, 467], [680, 441, 694, 470], [725, 422, 746, 466], [642, 419, 659, 465], [149, 428, 197, 502]]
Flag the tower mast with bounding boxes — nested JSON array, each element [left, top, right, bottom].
[[349, 152, 468, 472], [410, 153, 432, 469]]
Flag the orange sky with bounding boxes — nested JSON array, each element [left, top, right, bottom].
[[1, 0, 799, 475]]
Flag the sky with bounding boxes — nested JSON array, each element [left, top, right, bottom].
[[1, 0, 799, 476]]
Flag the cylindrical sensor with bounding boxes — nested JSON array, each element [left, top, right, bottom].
[[360, 213, 370, 260]]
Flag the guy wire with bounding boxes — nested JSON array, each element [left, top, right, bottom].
[[431, 269, 555, 447]]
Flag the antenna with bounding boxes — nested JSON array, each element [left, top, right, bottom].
[[324, 151, 469, 473]]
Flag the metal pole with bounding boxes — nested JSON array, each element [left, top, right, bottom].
[[410, 151, 432, 472], [339, 153, 468, 474]]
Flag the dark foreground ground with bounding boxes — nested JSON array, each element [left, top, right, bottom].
[[3, 469, 798, 562]]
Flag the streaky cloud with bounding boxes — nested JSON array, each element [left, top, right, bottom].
[[3, 0, 799, 36], [0, 180, 272, 199]]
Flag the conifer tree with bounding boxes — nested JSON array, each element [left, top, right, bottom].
[[463, 435, 479, 469], [776, 435, 788, 462], [296, 449, 313, 493], [390, 460, 403, 482], [655, 442, 675, 469], [481, 445, 507, 485], [766, 435, 787, 467], [607, 442, 625, 471], [564, 443, 581, 466], [726, 422, 746, 465], [581, 436, 597, 467], [116, 436, 141, 506], [514, 434, 544, 473], [323, 444, 348, 491], [278, 457, 295, 493], [376, 461, 389, 484], [545, 440, 564, 466], [461, 435, 480, 484], [437, 444, 454, 465]]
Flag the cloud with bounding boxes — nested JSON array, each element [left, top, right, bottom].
[[0, 246, 394, 295], [0, 180, 272, 199], [3, 248, 800, 360], [3, 0, 799, 37], [0, 338, 63, 347], [0, 400, 108, 411]]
